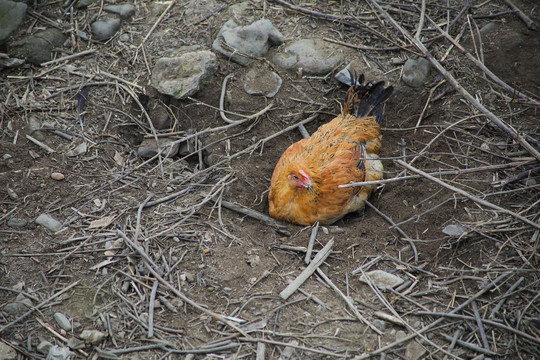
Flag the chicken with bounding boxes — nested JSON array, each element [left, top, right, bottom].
[[268, 72, 393, 225]]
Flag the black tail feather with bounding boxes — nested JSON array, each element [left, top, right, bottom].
[[343, 70, 394, 124]]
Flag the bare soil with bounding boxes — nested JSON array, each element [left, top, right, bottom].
[[1, 1, 539, 359]]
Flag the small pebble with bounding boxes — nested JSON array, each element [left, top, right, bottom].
[[54, 312, 72, 331], [67, 337, 85, 350], [37, 340, 53, 354], [51, 172, 65, 181], [372, 319, 387, 331], [442, 224, 467, 236], [91, 17, 121, 41], [35, 213, 63, 232], [6, 186, 18, 200], [2, 154, 12, 159], [7, 218, 27, 228]]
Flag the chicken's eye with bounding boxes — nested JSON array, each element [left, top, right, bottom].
[[292, 175, 299, 181]]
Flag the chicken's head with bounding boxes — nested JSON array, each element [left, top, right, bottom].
[[287, 168, 313, 193]]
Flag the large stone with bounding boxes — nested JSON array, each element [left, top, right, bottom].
[[402, 57, 431, 88], [212, 19, 284, 66], [103, 4, 135, 19], [0, 0, 27, 43], [0, 341, 16, 360], [272, 39, 344, 75], [151, 50, 217, 99], [8, 28, 66, 65]]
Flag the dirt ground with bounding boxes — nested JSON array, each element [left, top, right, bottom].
[[1, 0, 539, 359]]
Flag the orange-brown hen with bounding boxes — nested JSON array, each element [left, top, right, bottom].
[[268, 73, 393, 225]]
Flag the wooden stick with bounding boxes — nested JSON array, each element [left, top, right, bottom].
[[41, 49, 96, 67], [26, 134, 55, 153], [280, 239, 334, 300], [504, 0, 538, 30], [339, 150, 534, 189], [396, 160, 540, 229], [220, 200, 286, 228], [304, 222, 319, 264], [369, 0, 540, 162]]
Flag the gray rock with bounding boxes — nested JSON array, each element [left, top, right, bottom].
[[3, 294, 33, 315], [36, 340, 53, 354], [244, 67, 282, 98], [47, 345, 75, 360], [91, 17, 121, 41], [0, 0, 27, 43], [103, 4, 135, 19], [6, 186, 18, 200], [335, 63, 356, 86], [65, 142, 87, 157], [402, 57, 431, 88], [76, 0, 96, 9], [480, 22, 496, 35], [212, 19, 284, 66], [7, 218, 27, 227], [272, 39, 344, 75], [151, 50, 217, 99], [442, 224, 467, 236], [35, 213, 63, 232], [66, 337, 85, 350], [137, 138, 179, 158], [28, 115, 44, 141], [0, 53, 24, 69], [0, 341, 17, 360], [359, 270, 404, 290], [54, 312, 72, 331], [8, 28, 66, 65], [395, 330, 407, 341], [79, 329, 107, 344], [405, 340, 427, 360], [372, 319, 387, 331], [149, 104, 171, 130], [119, 32, 130, 42]]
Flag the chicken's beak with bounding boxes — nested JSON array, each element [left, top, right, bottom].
[[304, 180, 314, 193]]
